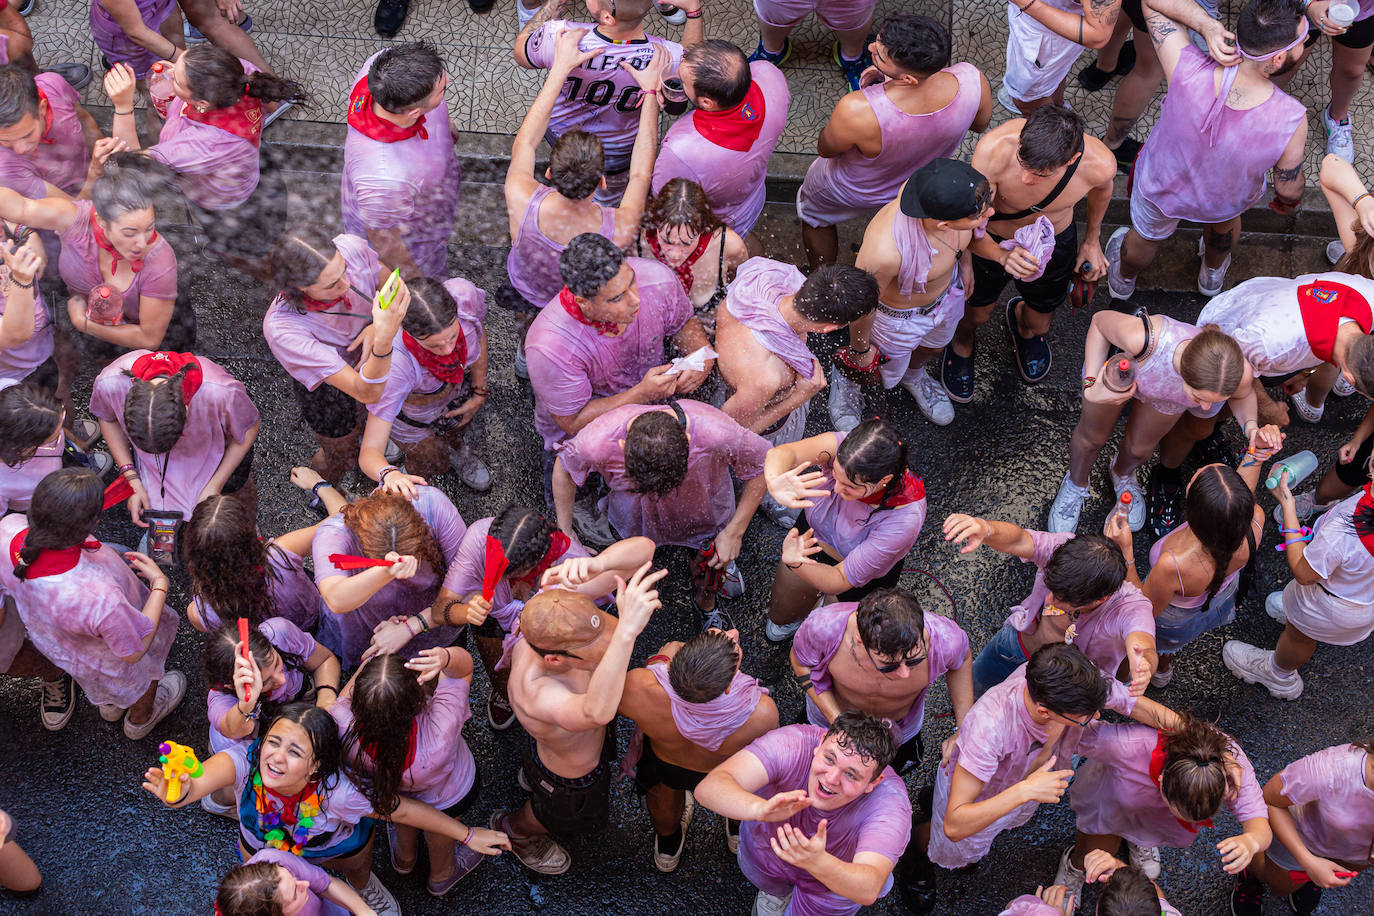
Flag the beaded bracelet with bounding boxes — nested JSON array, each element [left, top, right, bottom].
[[379, 465, 399, 484], [1082, 376, 1096, 390]]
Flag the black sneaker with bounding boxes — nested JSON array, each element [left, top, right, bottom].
[[1112, 137, 1143, 174], [1287, 882, 1322, 916], [40, 673, 76, 731], [374, 0, 409, 36], [1147, 467, 1184, 541], [1075, 39, 1135, 91], [467, 0, 496, 10], [940, 342, 976, 404], [1229, 870, 1264, 916], [1004, 297, 1052, 384], [1195, 427, 1240, 467], [896, 845, 938, 915]]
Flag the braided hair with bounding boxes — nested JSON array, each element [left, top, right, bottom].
[[12, 468, 102, 581]]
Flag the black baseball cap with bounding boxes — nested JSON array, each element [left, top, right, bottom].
[[899, 158, 989, 221]]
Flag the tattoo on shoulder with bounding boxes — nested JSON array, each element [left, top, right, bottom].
[[527, 0, 573, 35], [1089, 0, 1118, 13], [1274, 164, 1302, 182]]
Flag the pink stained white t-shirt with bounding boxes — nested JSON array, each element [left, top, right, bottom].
[[148, 59, 262, 210], [331, 675, 476, 810], [0, 439, 62, 515], [206, 616, 319, 754], [89, 0, 177, 79], [929, 665, 1137, 868], [524, 22, 683, 171], [0, 72, 91, 198], [556, 400, 769, 549], [736, 724, 912, 916], [263, 234, 381, 392], [364, 278, 485, 445], [57, 200, 179, 312], [793, 603, 969, 742], [651, 60, 790, 236], [525, 256, 693, 450], [722, 256, 818, 378], [1277, 743, 1374, 868], [0, 281, 52, 382], [341, 53, 461, 277], [244, 848, 348, 916], [803, 431, 926, 588], [1069, 723, 1267, 848], [1301, 490, 1374, 606], [1000, 894, 1180, 916], [194, 544, 326, 634], [0, 513, 177, 708], [311, 484, 466, 666], [88, 352, 260, 519], [440, 515, 592, 634], [1002, 529, 1156, 680], [506, 183, 615, 310]]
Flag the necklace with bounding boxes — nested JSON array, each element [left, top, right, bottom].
[[251, 771, 322, 855]]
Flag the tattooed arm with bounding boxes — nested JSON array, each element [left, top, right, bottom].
[[1139, 0, 1201, 80], [1270, 124, 1309, 213], [515, 0, 576, 68], [1013, 0, 1119, 49]]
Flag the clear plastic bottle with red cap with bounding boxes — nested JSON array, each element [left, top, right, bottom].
[[1103, 491, 1132, 533], [1102, 355, 1136, 393], [148, 62, 175, 119], [86, 285, 125, 326]]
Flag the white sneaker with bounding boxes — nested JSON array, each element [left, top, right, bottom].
[[764, 617, 803, 643], [1053, 846, 1086, 900], [901, 369, 954, 426], [1105, 227, 1136, 300], [515, 337, 530, 380], [1265, 590, 1287, 624], [1048, 474, 1091, 534], [1328, 239, 1347, 266], [448, 440, 492, 491], [1197, 237, 1230, 297], [1324, 105, 1355, 163], [996, 82, 1020, 113], [721, 559, 745, 599], [1333, 373, 1356, 397], [123, 670, 187, 740], [1111, 466, 1147, 532], [657, 2, 687, 24], [753, 889, 793, 916], [653, 793, 694, 873], [760, 495, 799, 531], [1222, 641, 1303, 700], [1272, 491, 1329, 525], [98, 703, 124, 722], [1150, 665, 1174, 688], [39, 673, 76, 731], [1127, 841, 1162, 879], [828, 370, 864, 432], [358, 873, 402, 916], [1289, 389, 1324, 423], [724, 816, 740, 854]]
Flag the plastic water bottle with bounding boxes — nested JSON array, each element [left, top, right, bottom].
[[149, 62, 175, 118], [87, 286, 124, 326], [1329, 0, 1358, 28], [1266, 451, 1320, 491], [1102, 355, 1136, 392], [1103, 491, 1132, 533]]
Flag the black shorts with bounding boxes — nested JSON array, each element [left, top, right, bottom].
[[291, 377, 363, 439], [633, 735, 707, 794], [969, 221, 1079, 315], [495, 280, 540, 314], [441, 769, 482, 819], [522, 727, 616, 837], [892, 730, 926, 776], [1336, 434, 1373, 487], [797, 509, 905, 600], [1304, 14, 1374, 49], [223, 443, 255, 495]]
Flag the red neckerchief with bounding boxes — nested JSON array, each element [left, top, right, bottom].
[[328, 553, 394, 570], [103, 477, 134, 510], [858, 470, 926, 508], [347, 76, 427, 143], [130, 351, 203, 408], [401, 330, 467, 385], [693, 80, 766, 152], [646, 228, 711, 295], [364, 722, 417, 773], [1149, 730, 1214, 833], [90, 208, 155, 273], [183, 88, 263, 148], [1296, 280, 1373, 362], [1357, 483, 1374, 558], [485, 530, 572, 597], [8, 528, 101, 579], [300, 293, 347, 313], [482, 535, 511, 601], [559, 286, 619, 336], [36, 88, 55, 145]]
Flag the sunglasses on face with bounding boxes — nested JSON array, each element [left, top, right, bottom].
[[863, 642, 927, 674], [1057, 709, 1098, 728]]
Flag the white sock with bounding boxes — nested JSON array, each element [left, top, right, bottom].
[[1268, 653, 1296, 681]]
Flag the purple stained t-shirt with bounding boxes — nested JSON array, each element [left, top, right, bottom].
[[89, 0, 177, 79], [1278, 743, 1374, 867], [525, 257, 693, 450], [0, 280, 52, 382], [58, 200, 179, 312], [89, 352, 260, 519], [245, 848, 347, 916], [148, 59, 261, 210], [0, 72, 90, 197], [194, 542, 326, 634], [722, 257, 817, 378], [557, 400, 768, 549], [1000, 894, 1180, 916], [0, 439, 62, 515], [207, 616, 318, 754]]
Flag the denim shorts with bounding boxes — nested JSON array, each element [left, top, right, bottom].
[[972, 624, 1028, 697]]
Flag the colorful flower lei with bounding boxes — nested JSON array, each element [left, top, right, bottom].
[[252, 771, 322, 856]]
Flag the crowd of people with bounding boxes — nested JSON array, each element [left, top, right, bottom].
[[0, 0, 1372, 912]]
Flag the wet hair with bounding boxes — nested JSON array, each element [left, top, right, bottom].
[[1335, 221, 1374, 282], [1184, 464, 1257, 596], [623, 409, 690, 495], [489, 506, 558, 577], [1043, 534, 1126, 607], [1024, 643, 1109, 717], [1157, 712, 1237, 823], [340, 492, 446, 577], [560, 232, 625, 298], [1017, 105, 1084, 172], [1178, 325, 1246, 397], [367, 43, 444, 112], [548, 130, 604, 201], [183, 495, 283, 628], [182, 45, 306, 109], [683, 40, 751, 109], [1236, 0, 1304, 57], [202, 622, 307, 697], [12, 468, 102, 580], [247, 703, 344, 791], [834, 418, 909, 510], [668, 629, 740, 702], [793, 264, 880, 325], [0, 65, 40, 129], [825, 711, 898, 778], [91, 152, 176, 223], [644, 178, 724, 241], [341, 654, 429, 816], [1344, 333, 1374, 398], [0, 383, 61, 467], [264, 225, 339, 311], [215, 860, 286, 916], [400, 276, 458, 339], [876, 16, 951, 76], [855, 588, 925, 660], [1096, 864, 1161, 916], [121, 365, 192, 454]]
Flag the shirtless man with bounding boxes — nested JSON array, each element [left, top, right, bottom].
[[619, 626, 779, 871], [827, 158, 994, 430], [942, 105, 1115, 402], [493, 565, 667, 874]]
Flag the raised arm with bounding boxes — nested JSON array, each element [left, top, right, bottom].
[[942, 755, 1073, 842], [540, 536, 658, 598], [1016, 0, 1120, 50], [0, 235, 43, 349], [696, 747, 813, 822], [941, 514, 1037, 560], [1140, 0, 1220, 80], [617, 50, 666, 240], [514, 0, 575, 69], [1319, 154, 1374, 251], [0, 187, 79, 234]]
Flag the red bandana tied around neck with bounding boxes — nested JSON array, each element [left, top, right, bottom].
[[91, 208, 155, 273], [130, 351, 203, 407], [8, 528, 101, 579], [484, 530, 572, 598], [183, 88, 263, 148], [693, 80, 766, 152], [364, 722, 417, 772], [859, 470, 927, 508], [347, 76, 427, 143], [1357, 483, 1374, 558], [559, 286, 620, 336], [1148, 730, 1214, 833], [36, 88, 55, 145], [482, 536, 511, 601], [301, 293, 347, 313], [329, 553, 395, 570], [646, 228, 711, 296], [103, 477, 135, 510], [1296, 280, 1373, 362], [402, 330, 467, 385]]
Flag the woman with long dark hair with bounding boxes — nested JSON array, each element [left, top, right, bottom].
[[0, 382, 112, 515], [636, 179, 747, 334]]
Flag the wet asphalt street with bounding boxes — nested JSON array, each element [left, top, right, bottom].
[[1, 179, 1372, 916]]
